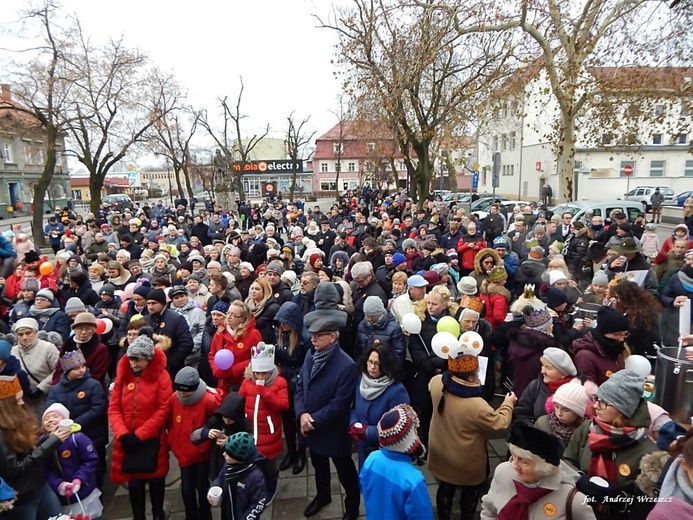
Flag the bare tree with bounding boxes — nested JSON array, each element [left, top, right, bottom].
[[189, 156, 216, 201], [329, 94, 355, 200], [199, 78, 269, 201], [285, 113, 316, 202]]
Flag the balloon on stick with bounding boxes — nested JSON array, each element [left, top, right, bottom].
[[437, 316, 460, 337], [625, 355, 651, 377], [102, 318, 114, 334], [401, 313, 422, 335], [95, 319, 107, 335], [39, 261, 54, 276], [431, 332, 461, 359], [214, 349, 235, 370]]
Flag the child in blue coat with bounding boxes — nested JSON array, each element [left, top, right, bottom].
[[45, 349, 108, 486], [41, 403, 102, 517]]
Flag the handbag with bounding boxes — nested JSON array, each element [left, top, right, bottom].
[[122, 436, 160, 473]]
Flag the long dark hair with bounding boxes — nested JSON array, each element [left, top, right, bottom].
[[358, 344, 403, 382]]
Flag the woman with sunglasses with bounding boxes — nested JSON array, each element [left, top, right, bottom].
[[572, 306, 629, 386], [564, 370, 657, 520]]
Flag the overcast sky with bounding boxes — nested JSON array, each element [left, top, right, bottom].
[[0, 0, 345, 165]]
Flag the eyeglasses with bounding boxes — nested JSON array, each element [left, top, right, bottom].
[[366, 360, 380, 367], [311, 332, 333, 339], [593, 398, 612, 410], [227, 313, 245, 319]]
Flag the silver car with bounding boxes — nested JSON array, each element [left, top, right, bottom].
[[619, 186, 675, 210]]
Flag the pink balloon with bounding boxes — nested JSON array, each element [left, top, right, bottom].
[[123, 283, 136, 300], [214, 349, 234, 370]]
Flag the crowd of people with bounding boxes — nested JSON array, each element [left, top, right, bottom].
[[0, 191, 692, 520]]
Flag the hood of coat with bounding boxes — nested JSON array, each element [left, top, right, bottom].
[[116, 346, 167, 382], [274, 301, 304, 332], [474, 248, 500, 274], [60, 367, 93, 387], [508, 327, 557, 360], [214, 392, 246, 421], [480, 279, 512, 302], [570, 330, 606, 358]]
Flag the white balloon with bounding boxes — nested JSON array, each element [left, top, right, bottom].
[[401, 313, 422, 335], [458, 331, 484, 357], [102, 318, 114, 334], [625, 355, 651, 377], [431, 332, 461, 359]]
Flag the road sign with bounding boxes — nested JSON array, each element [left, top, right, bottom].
[[623, 164, 633, 176], [127, 171, 137, 180], [472, 170, 479, 189]]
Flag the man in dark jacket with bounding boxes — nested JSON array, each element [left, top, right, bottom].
[[293, 271, 318, 315], [328, 232, 357, 260], [351, 261, 389, 327], [145, 288, 193, 378], [315, 217, 337, 259], [264, 261, 294, 307], [296, 310, 360, 520], [514, 246, 547, 294]]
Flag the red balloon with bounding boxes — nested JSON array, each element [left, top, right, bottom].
[[39, 261, 54, 276], [95, 319, 107, 335], [121, 300, 129, 314]]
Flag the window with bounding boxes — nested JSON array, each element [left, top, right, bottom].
[[602, 133, 613, 145], [348, 162, 355, 172], [619, 160, 635, 177], [677, 133, 688, 144], [685, 160, 693, 177], [510, 164, 515, 176], [24, 144, 32, 164], [574, 160, 583, 171], [654, 104, 664, 116], [681, 104, 689, 118], [509, 132, 516, 150], [319, 180, 337, 191], [320, 162, 328, 173], [652, 133, 662, 145], [71, 190, 82, 200], [366, 142, 375, 153], [649, 160, 665, 177], [364, 161, 373, 172], [333, 142, 343, 154], [3, 144, 13, 163]]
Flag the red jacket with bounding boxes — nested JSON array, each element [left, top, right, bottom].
[[108, 348, 172, 484], [239, 373, 289, 460], [457, 237, 487, 271], [208, 316, 262, 393], [479, 281, 511, 330], [168, 387, 223, 468]]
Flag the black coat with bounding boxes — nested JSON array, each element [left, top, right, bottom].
[[253, 300, 280, 344], [0, 434, 61, 506], [145, 308, 194, 378], [353, 278, 389, 327]]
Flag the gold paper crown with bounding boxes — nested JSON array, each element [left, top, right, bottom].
[[0, 375, 22, 401], [448, 354, 479, 374]]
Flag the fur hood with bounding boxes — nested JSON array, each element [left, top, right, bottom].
[[119, 332, 171, 352], [473, 248, 500, 274], [636, 451, 670, 497], [414, 298, 459, 321], [480, 279, 512, 302]]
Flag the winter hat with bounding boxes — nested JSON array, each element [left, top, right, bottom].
[[407, 275, 428, 288], [493, 236, 508, 249], [146, 288, 167, 305], [549, 241, 564, 254], [13, 318, 39, 332], [212, 299, 231, 315], [42, 403, 70, 422], [363, 296, 386, 316], [487, 267, 507, 283], [541, 347, 577, 377], [24, 250, 41, 264], [100, 283, 116, 297], [596, 306, 630, 335], [71, 312, 97, 330], [445, 249, 458, 259], [239, 262, 254, 272], [548, 270, 567, 285], [392, 253, 407, 267], [265, 261, 284, 276], [0, 341, 11, 362], [21, 278, 40, 292], [592, 271, 609, 286], [546, 287, 568, 309], [174, 367, 201, 392], [402, 238, 417, 251], [59, 348, 87, 372], [126, 335, 155, 360], [36, 288, 54, 302], [377, 404, 425, 460], [457, 276, 477, 296], [553, 382, 589, 418], [656, 421, 687, 450], [422, 271, 441, 286], [523, 305, 553, 332], [224, 432, 256, 462], [308, 254, 322, 269], [207, 260, 222, 270], [431, 263, 449, 277], [0, 375, 22, 401], [448, 351, 479, 374], [251, 342, 275, 373], [133, 281, 152, 298], [64, 297, 87, 315], [596, 369, 644, 418], [507, 419, 564, 467]]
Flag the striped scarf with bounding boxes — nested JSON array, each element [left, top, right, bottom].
[[587, 418, 647, 484], [310, 342, 338, 379]]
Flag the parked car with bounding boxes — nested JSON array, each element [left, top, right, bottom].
[[469, 196, 509, 213], [549, 200, 644, 224], [676, 190, 693, 207], [618, 186, 676, 210], [101, 194, 134, 212], [474, 200, 531, 220]]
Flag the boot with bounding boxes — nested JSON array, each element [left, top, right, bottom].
[[293, 449, 307, 475], [279, 450, 296, 471], [149, 477, 166, 520], [436, 482, 455, 520], [128, 481, 147, 520]]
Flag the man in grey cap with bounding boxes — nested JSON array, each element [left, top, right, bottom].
[[391, 274, 428, 324], [295, 309, 360, 520], [264, 261, 293, 307]]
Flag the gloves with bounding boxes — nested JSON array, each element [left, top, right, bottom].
[[58, 481, 70, 496], [576, 474, 612, 500], [27, 387, 43, 399], [348, 423, 367, 441], [71, 479, 81, 495], [64, 483, 75, 498], [119, 433, 140, 449]]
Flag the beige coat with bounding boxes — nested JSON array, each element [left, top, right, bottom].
[[12, 338, 59, 393], [481, 460, 596, 520], [428, 374, 513, 485]]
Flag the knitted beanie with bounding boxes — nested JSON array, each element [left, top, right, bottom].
[[133, 282, 152, 298], [457, 276, 477, 296], [392, 253, 407, 266], [13, 317, 39, 332], [592, 271, 609, 286], [402, 238, 417, 251], [548, 270, 567, 285], [64, 297, 87, 315], [596, 306, 630, 335], [541, 347, 577, 377], [174, 366, 200, 392], [363, 296, 386, 316], [487, 267, 508, 283], [100, 283, 116, 297], [224, 432, 256, 462], [146, 288, 167, 305], [126, 335, 155, 360], [524, 306, 553, 332], [431, 263, 449, 277], [377, 404, 425, 460], [553, 382, 589, 418], [596, 369, 644, 418], [212, 299, 231, 315], [546, 288, 568, 309], [60, 349, 87, 373], [265, 261, 284, 275], [36, 288, 54, 301], [43, 402, 70, 422], [21, 277, 40, 292], [0, 341, 11, 362]]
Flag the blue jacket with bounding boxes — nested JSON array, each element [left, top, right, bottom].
[[0, 235, 16, 259], [274, 302, 310, 386], [43, 432, 98, 506], [355, 311, 406, 361], [10, 299, 32, 325], [211, 449, 267, 520], [359, 449, 434, 520], [294, 343, 358, 458], [440, 231, 462, 252], [349, 378, 410, 468], [0, 355, 31, 395], [44, 222, 65, 246], [30, 308, 71, 341], [501, 251, 519, 278], [46, 369, 108, 448]]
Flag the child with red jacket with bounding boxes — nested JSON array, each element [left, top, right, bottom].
[[169, 367, 224, 520], [238, 342, 289, 505]]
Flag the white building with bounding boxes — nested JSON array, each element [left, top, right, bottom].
[[477, 67, 693, 202]]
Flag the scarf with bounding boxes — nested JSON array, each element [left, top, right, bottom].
[[246, 297, 266, 318], [497, 481, 552, 520], [546, 376, 574, 394], [660, 456, 693, 504], [177, 381, 208, 406], [359, 374, 393, 400], [224, 461, 257, 486], [29, 306, 59, 319], [364, 313, 388, 329], [587, 418, 647, 484], [548, 411, 581, 444], [679, 266, 693, 292], [592, 329, 626, 360], [441, 372, 484, 398], [193, 266, 208, 280], [256, 368, 278, 388], [310, 342, 338, 379], [391, 288, 407, 300]]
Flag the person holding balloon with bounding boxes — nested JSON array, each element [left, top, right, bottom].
[[209, 300, 262, 394], [51, 313, 109, 389]]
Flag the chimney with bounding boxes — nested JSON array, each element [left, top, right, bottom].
[[1, 84, 11, 102]]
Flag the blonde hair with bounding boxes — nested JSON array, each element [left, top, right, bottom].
[[415, 285, 459, 319], [228, 300, 254, 339], [392, 271, 408, 285], [248, 276, 272, 305]]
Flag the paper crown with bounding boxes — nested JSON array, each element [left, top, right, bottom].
[[251, 342, 275, 373], [0, 375, 22, 401], [459, 295, 484, 314]]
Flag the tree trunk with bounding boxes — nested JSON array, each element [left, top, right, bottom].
[[334, 164, 341, 201], [173, 166, 185, 199], [289, 166, 297, 203], [182, 165, 194, 201], [31, 140, 58, 247], [556, 112, 576, 203], [413, 140, 433, 203], [89, 173, 104, 214], [444, 150, 458, 193], [236, 171, 245, 201]]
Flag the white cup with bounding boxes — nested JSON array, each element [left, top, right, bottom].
[[59, 419, 74, 432], [591, 320, 598, 328], [574, 318, 583, 327], [505, 313, 514, 322], [208, 486, 223, 506]]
